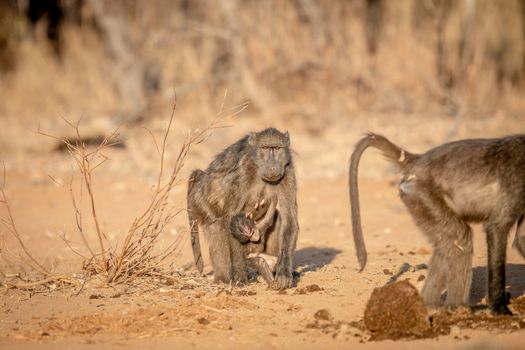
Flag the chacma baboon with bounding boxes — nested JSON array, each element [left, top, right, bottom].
[[229, 196, 277, 245], [229, 196, 278, 283], [350, 133, 525, 315], [187, 128, 299, 289]]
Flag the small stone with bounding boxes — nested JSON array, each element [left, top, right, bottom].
[[305, 284, 322, 292], [314, 309, 332, 321], [197, 317, 210, 325]]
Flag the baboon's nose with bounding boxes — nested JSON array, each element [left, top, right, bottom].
[[263, 165, 283, 182]]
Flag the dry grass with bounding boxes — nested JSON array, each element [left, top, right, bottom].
[[1, 0, 524, 139]]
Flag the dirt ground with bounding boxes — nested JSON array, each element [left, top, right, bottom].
[[1, 115, 525, 350]]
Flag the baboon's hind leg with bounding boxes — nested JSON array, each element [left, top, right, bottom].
[[420, 250, 448, 307], [205, 223, 234, 284], [399, 178, 473, 308], [485, 219, 514, 315]]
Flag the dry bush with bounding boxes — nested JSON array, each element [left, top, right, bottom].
[[0, 96, 248, 289]]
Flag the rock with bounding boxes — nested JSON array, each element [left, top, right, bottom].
[[314, 309, 333, 321], [364, 280, 430, 340]]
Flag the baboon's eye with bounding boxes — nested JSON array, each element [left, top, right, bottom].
[[260, 146, 281, 153]]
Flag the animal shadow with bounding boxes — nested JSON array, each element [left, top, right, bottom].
[[293, 247, 342, 278], [470, 263, 525, 304]]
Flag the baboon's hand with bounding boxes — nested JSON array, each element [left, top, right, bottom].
[[253, 199, 265, 213], [248, 198, 272, 222], [232, 271, 249, 286], [271, 267, 294, 290]]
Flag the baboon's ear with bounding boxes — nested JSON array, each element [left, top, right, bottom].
[[248, 132, 257, 146], [284, 131, 290, 147]]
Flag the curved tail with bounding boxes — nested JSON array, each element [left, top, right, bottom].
[[349, 133, 414, 271], [188, 169, 205, 273]]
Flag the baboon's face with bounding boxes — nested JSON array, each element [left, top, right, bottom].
[[256, 145, 290, 183], [231, 214, 260, 244], [249, 128, 291, 184]]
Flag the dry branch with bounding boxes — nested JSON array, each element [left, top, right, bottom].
[[106, 96, 245, 284], [2, 94, 247, 290]]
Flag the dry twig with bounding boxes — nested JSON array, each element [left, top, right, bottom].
[[2, 93, 247, 289], [0, 163, 77, 288], [107, 95, 246, 283]]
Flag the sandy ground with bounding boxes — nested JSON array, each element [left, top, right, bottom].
[[1, 116, 525, 349]]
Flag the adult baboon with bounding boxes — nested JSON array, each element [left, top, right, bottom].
[[350, 133, 525, 315], [187, 128, 298, 289]]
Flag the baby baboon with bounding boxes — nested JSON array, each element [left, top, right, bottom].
[[349, 133, 525, 315], [230, 212, 277, 282], [230, 213, 261, 243], [229, 196, 277, 245], [187, 128, 298, 289], [229, 196, 278, 283]]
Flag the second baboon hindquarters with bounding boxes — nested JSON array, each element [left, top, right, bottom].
[[349, 133, 525, 315]]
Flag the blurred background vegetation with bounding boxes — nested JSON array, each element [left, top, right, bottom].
[[0, 0, 524, 176]]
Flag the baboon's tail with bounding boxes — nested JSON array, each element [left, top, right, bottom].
[[349, 133, 415, 271], [513, 215, 525, 259], [188, 169, 205, 274]]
